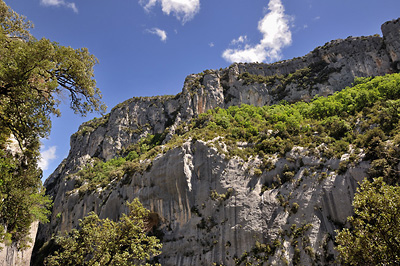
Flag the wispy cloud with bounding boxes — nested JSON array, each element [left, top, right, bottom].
[[38, 146, 57, 171], [222, 0, 292, 63], [147, 28, 167, 42], [209, 42, 214, 48], [139, 0, 200, 24], [41, 0, 78, 13], [230, 35, 248, 46]]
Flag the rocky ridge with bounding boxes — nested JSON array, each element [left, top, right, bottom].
[[31, 19, 400, 265]]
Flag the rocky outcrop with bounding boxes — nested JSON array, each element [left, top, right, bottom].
[[37, 139, 370, 265], [32, 18, 400, 265], [0, 222, 38, 266], [382, 18, 400, 66], [43, 19, 399, 175]]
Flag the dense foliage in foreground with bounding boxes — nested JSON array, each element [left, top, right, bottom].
[[336, 177, 400, 265], [44, 199, 162, 266], [0, 0, 105, 249]]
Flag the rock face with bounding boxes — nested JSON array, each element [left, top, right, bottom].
[[0, 137, 37, 266], [0, 222, 38, 266], [32, 18, 400, 265]]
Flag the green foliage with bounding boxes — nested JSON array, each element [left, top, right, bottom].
[[76, 157, 126, 189], [304, 74, 400, 120], [0, 0, 32, 40], [290, 202, 299, 214], [290, 223, 313, 240], [0, 29, 106, 146], [0, 0, 106, 151], [210, 188, 234, 202], [122, 132, 167, 158], [73, 73, 400, 196], [177, 73, 400, 164], [73, 114, 110, 137], [0, 148, 52, 250], [45, 199, 162, 266], [74, 132, 168, 192], [234, 239, 281, 265], [253, 168, 262, 176], [0, 0, 105, 249], [335, 177, 400, 265]]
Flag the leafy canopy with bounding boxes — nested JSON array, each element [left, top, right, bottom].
[[0, 0, 105, 250], [335, 177, 400, 265], [0, 0, 106, 149], [45, 199, 162, 266]]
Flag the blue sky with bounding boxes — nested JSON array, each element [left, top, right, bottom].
[[6, 0, 400, 180]]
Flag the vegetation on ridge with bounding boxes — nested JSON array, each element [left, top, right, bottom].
[[67, 72, 400, 265], [73, 73, 400, 194], [4, 0, 399, 264], [238, 60, 341, 92]]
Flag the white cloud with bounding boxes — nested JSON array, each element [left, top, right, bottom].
[[41, 0, 78, 13], [231, 35, 248, 46], [147, 28, 168, 42], [66, 3, 78, 13], [139, 0, 200, 24], [222, 0, 292, 63], [42, 0, 63, 4], [209, 42, 214, 47], [38, 146, 57, 171]]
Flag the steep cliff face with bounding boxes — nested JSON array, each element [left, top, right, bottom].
[[40, 140, 368, 265], [33, 19, 400, 265], [0, 222, 38, 266]]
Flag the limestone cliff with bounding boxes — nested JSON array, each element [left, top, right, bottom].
[[0, 222, 38, 266], [32, 18, 400, 265]]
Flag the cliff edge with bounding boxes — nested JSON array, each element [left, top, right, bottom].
[[31, 18, 400, 266]]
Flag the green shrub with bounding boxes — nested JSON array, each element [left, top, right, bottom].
[[291, 202, 299, 214], [254, 168, 262, 176], [74, 73, 400, 192]]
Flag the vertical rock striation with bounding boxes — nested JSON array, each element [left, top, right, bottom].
[[0, 222, 38, 266], [31, 18, 400, 265]]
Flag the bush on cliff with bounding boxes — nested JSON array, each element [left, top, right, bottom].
[[44, 199, 162, 266], [336, 177, 400, 265], [73, 73, 400, 192]]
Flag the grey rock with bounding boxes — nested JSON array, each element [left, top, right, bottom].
[[0, 222, 38, 266], [382, 18, 400, 65], [31, 18, 400, 265]]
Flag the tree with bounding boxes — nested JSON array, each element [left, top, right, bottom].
[[0, 2, 106, 148], [335, 177, 400, 265], [0, 148, 52, 250], [44, 199, 162, 266], [0, 0, 105, 250]]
